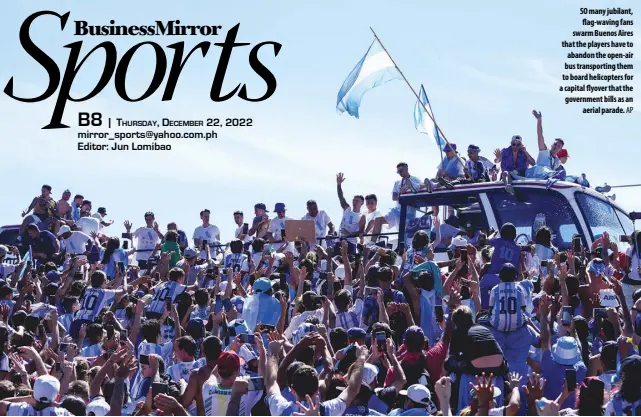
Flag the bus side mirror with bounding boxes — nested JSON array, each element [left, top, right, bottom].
[[630, 211, 641, 221]]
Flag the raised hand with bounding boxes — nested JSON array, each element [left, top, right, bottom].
[[336, 173, 345, 184], [123, 220, 132, 232], [532, 110, 542, 119]]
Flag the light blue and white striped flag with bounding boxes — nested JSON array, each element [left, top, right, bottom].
[[337, 40, 401, 118], [18, 246, 32, 280], [414, 85, 446, 150]]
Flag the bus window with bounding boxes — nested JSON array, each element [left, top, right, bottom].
[[575, 193, 628, 248], [487, 189, 580, 250]]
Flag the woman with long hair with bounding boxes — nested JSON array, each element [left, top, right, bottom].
[[100, 237, 135, 280]]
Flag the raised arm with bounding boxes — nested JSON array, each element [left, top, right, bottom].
[[336, 173, 350, 210], [532, 110, 546, 151]]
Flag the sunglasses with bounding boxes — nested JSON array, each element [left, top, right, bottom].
[[511, 142, 521, 147]]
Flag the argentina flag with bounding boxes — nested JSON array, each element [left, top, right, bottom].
[[414, 85, 446, 150], [336, 40, 401, 118]]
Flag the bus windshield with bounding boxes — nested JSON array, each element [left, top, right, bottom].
[[575, 192, 632, 253], [487, 188, 580, 250]]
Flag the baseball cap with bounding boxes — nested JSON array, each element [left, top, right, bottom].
[[347, 327, 367, 341], [57, 225, 72, 236], [404, 326, 425, 347], [34, 374, 60, 404], [254, 277, 273, 293], [449, 236, 468, 249], [46, 270, 61, 282], [87, 397, 110, 416], [443, 143, 457, 152], [588, 259, 606, 276], [254, 203, 269, 212], [400, 384, 432, 405], [184, 247, 198, 258], [274, 203, 286, 212], [467, 144, 481, 153], [187, 318, 205, 333], [97, 207, 107, 215], [511, 135, 523, 142], [217, 351, 244, 375]]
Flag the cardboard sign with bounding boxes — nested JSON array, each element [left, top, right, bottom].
[[599, 289, 620, 307], [284, 220, 315, 244]]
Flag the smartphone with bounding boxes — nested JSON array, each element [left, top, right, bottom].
[[565, 368, 577, 391], [151, 382, 168, 407], [121, 233, 129, 239], [280, 229, 286, 240], [375, 332, 386, 352], [214, 296, 223, 314], [279, 274, 287, 289], [573, 236, 582, 253], [122, 240, 129, 250], [48, 295, 56, 306], [561, 306, 572, 326], [120, 329, 128, 341], [202, 239, 208, 250], [594, 308, 608, 319], [223, 298, 233, 311], [117, 261, 125, 274], [460, 248, 468, 264], [139, 354, 149, 365], [365, 286, 378, 297], [242, 223, 249, 235], [55, 363, 62, 372], [620, 235, 631, 243], [59, 343, 69, 353], [248, 376, 265, 391], [239, 333, 256, 344], [540, 260, 549, 267], [435, 305, 444, 323], [105, 325, 115, 340], [357, 243, 364, 254], [165, 297, 172, 311]]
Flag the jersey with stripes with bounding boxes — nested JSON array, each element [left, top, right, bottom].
[[75, 288, 116, 322], [147, 281, 186, 315], [489, 282, 527, 332]]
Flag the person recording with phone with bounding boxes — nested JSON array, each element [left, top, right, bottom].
[[100, 236, 135, 280]]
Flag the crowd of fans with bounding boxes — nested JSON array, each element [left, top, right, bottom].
[[0, 109, 639, 416]]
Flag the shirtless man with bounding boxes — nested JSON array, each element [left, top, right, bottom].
[[19, 184, 62, 237]]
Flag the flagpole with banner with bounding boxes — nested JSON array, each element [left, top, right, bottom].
[[370, 27, 467, 173]]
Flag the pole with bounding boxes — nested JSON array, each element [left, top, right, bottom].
[[370, 27, 467, 172], [611, 184, 641, 189]]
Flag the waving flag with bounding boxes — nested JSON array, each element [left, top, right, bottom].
[[337, 40, 401, 118], [18, 246, 33, 280], [243, 292, 282, 331], [414, 85, 446, 150]]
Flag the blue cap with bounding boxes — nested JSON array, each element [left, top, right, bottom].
[[404, 326, 425, 346], [46, 270, 61, 282], [348, 327, 367, 340], [254, 203, 269, 212], [274, 203, 286, 212], [254, 278, 273, 293], [187, 318, 204, 332], [135, 290, 147, 299], [443, 143, 457, 152]]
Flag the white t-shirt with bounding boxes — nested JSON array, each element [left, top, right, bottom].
[[392, 176, 423, 207], [234, 224, 253, 244], [61, 231, 91, 255], [339, 208, 363, 245], [133, 227, 161, 262], [193, 224, 221, 259], [536, 150, 561, 170], [92, 213, 105, 233], [7, 403, 71, 416], [268, 216, 294, 243], [301, 211, 332, 246], [76, 216, 100, 237]]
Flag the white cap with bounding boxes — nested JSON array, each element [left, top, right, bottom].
[[57, 225, 71, 236], [184, 247, 198, 258], [400, 384, 431, 405], [449, 236, 468, 249], [87, 397, 111, 416], [362, 363, 379, 388], [334, 265, 345, 280], [34, 374, 60, 404]]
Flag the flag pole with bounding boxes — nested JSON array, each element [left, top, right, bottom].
[[370, 27, 466, 171]]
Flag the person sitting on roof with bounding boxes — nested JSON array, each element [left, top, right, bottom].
[[424, 143, 465, 193], [463, 145, 491, 184], [493, 135, 536, 195]]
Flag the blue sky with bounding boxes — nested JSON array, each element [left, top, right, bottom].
[[0, 0, 639, 241]]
